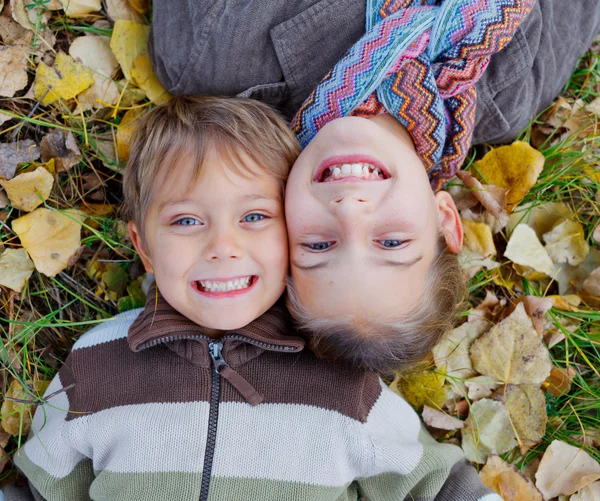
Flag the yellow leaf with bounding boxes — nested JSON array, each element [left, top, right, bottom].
[[480, 455, 544, 501], [33, 52, 94, 106], [474, 141, 545, 212], [11, 207, 84, 277], [58, 0, 101, 17], [130, 54, 171, 104], [1, 378, 50, 436], [470, 303, 553, 384], [390, 370, 447, 412], [505, 224, 554, 276], [0, 166, 54, 211], [494, 385, 547, 446], [462, 219, 496, 257], [0, 248, 34, 292], [543, 218, 589, 266], [109, 20, 149, 82], [116, 107, 145, 161], [508, 202, 572, 240], [549, 294, 581, 311]]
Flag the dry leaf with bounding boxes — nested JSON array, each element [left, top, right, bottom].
[[505, 224, 554, 276], [11, 207, 85, 277], [593, 223, 600, 243], [506, 296, 553, 335], [480, 455, 543, 501], [494, 385, 547, 447], [109, 20, 149, 82], [40, 130, 81, 172], [465, 375, 500, 401], [1, 378, 50, 436], [0, 140, 41, 179], [390, 370, 447, 411], [33, 52, 94, 106], [553, 248, 600, 295], [456, 170, 509, 228], [0, 12, 28, 44], [549, 294, 581, 311], [462, 399, 518, 464], [468, 291, 506, 323], [543, 219, 589, 266], [458, 248, 501, 278], [0, 248, 34, 292], [10, 0, 51, 30], [422, 405, 464, 430], [571, 481, 600, 501], [582, 268, 600, 302], [508, 202, 572, 240], [0, 166, 54, 211], [473, 141, 545, 212], [58, 0, 101, 17], [128, 0, 148, 13], [462, 219, 496, 258], [130, 53, 170, 104], [105, 0, 142, 22], [535, 440, 600, 499], [545, 366, 576, 397], [433, 318, 490, 387], [116, 106, 144, 162], [470, 303, 553, 384], [447, 177, 477, 211], [0, 40, 29, 97]]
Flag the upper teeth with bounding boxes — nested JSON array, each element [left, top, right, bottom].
[[199, 277, 252, 292], [325, 163, 382, 181]]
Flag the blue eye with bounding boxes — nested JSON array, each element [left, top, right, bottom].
[[380, 240, 403, 248], [175, 217, 200, 226], [305, 242, 334, 251], [242, 213, 267, 223]]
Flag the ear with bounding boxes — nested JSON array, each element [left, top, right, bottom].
[[128, 221, 154, 273], [434, 191, 463, 254]]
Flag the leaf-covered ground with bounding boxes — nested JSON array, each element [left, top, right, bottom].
[[0, 2, 599, 499]]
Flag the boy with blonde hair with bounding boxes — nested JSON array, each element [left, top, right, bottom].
[[3, 96, 500, 501]]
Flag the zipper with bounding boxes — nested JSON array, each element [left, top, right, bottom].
[[199, 341, 226, 501]]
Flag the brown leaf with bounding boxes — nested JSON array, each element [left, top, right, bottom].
[[480, 455, 543, 501], [465, 375, 500, 401], [553, 248, 600, 295], [0, 39, 29, 98], [116, 107, 144, 162], [422, 405, 464, 430], [456, 170, 509, 227], [0, 140, 41, 179], [544, 366, 576, 397], [503, 296, 552, 335], [40, 130, 82, 173], [468, 290, 506, 323]]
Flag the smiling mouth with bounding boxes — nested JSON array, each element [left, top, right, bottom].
[[192, 275, 257, 296], [316, 162, 390, 183]]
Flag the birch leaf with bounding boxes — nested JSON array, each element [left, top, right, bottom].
[[390, 370, 447, 411], [571, 481, 600, 501], [470, 303, 552, 384], [458, 248, 500, 278], [109, 20, 149, 82], [130, 53, 170, 104], [543, 218, 589, 266], [465, 375, 500, 401], [105, 0, 142, 22], [0, 166, 53, 211], [480, 455, 543, 501], [33, 52, 94, 106], [1, 378, 50, 436], [0, 40, 29, 97], [422, 405, 464, 430], [462, 219, 496, 258], [0, 248, 34, 292], [0, 140, 41, 179], [508, 202, 572, 240], [505, 224, 554, 276]]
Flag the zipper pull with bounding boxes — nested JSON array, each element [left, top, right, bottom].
[[208, 341, 228, 373]]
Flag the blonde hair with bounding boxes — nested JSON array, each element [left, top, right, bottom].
[[286, 235, 465, 376], [122, 95, 300, 244]]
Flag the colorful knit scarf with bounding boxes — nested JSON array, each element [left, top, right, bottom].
[[291, 0, 535, 191]]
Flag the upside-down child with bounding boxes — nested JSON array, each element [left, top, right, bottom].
[[2, 96, 503, 501]]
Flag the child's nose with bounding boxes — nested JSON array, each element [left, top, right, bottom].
[[204, 231, 242, 261]]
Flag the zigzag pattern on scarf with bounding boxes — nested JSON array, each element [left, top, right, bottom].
[[292, 0, 535, 191]]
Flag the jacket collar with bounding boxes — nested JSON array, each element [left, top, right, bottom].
[[128, 283, 304, 368]]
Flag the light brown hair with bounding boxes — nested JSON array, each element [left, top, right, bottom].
[[122, 95, 300, 244], [287, 235, 465, 377]]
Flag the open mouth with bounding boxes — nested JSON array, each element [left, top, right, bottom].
[[314, 161, 391, 183], [192, 275, 257, 296]]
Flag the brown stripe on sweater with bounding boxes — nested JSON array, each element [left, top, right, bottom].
[[61, 337, 382, 423]]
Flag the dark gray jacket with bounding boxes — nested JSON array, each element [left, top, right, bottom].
[[149, 0, 600, 144]]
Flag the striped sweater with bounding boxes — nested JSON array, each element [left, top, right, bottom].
[[4, 287, 501, 501]]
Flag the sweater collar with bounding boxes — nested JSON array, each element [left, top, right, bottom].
[[128, 283, 305, 361]]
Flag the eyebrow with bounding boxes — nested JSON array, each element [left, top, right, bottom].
[[158, 193, 280, 212], [291, 254, 424, 272]]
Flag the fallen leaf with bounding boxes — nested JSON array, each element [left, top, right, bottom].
[[593, 223, 600, 243], [33, 52, 94, 106], [58, 0, 101, 17], [390, 370, 447, 411], [549, 294, 581, 311], [582, 268, 600, 303], [553, 248, 600, 295], [433, 318, 489, 394], [128, 0, 148, 13], [447, 177, 478, 211], [535, 440, 600, 499], [422, 405, 464, 430], [105, 0, 142, 22], [40, 130, 81, 172], [470, 303, 553, 384], [0, 166, 53, 211], [1, 378, 50, 436], [0, 12, 28, 44], [480, 455, 544, 501], [11, 207, 85, 277], [0, 140, 41, 179], [462, 399, 518, 464], [493, 385, 547, 446], [0, 41, 29, 98], [545, 366, 576, 397], [506, 296, 553, 335], [458, 248, 501, 278], [10, 0, 51, 30], [571, 481, 600, 501], [468, 291, 506, 323], [462, 219, 496, 258], [465, 375, 501, 401], [508, 202, 573, 240], [0, 248, 34, 292], [543, 219, 589, 266], [116, 106, 144, 162], [456, 170, 509, 227], [473, 141, 545, 212], [109, 20, 149, 82], [130, 53, 170, 104], [505, 224, 554, 276]]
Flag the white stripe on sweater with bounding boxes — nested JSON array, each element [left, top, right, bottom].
[[71, 309, 142, 351]]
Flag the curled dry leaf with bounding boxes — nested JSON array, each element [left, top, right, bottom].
[[40, 130, 82, 173], [462, 219, 496, 258], [11, 207, 85, 277], [422, 405, 464, 430], [447, 177, 478, 211], [458, 248, 500, 278], [0, 166, 54, 211], [571, 481, 600, 501], [1, 378, 50, 436], [553, 248, 600, 295], [33, 52, 94, 106], [473, 141, 545, 213], [549, 294, 581, 311], [545, 366, 577, 397], [105, 0, 142, 22], [0, 248, 34, 292], [456, 170, 509, 228], [543, 218, 589, 266], [0, 38, 29, 97], [535, 440, 600, 499], [468, 290, 506, 323], [505, 224, 554, 276], [493, 385, 547, 447], [480, 455, 543, 501], [505, 296, 553, 335], [10, 0, 51, 30], [465, 375, 500, 401], [58, 0, 101, 17], [0, 140, 41, 179], [508, 202, 572, 240], [0, 10, 28, 44], [582, 268, 600, 304], [470, 303, 553, 385], [461, 398, 518, 464]]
